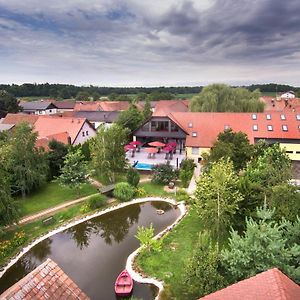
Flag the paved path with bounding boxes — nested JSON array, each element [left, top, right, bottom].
[[187, 163, 202, 195]]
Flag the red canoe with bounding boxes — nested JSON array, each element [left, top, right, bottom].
[[114, 269, 133, 297]]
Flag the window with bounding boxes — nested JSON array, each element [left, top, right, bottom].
[[49, 109, 52, 113], [252, 114, 257, 120], [285, 151, 293, 154], [192, 132, 197, 137], [224, 125, 230, 130], [86, 131, 89, 136], [280, 114, 286, 120], [253, 124, 258, 131], [282, 125, 288, 131], [188, 122, 193, 128], [266, 114, 271, 120], [192, 147, 199, 155], [267, 125, 273, 131], [296, 115, 300, 120], [82, 131, 85, 137]]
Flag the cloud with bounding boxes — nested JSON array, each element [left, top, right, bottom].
[[0, 0, 299, 86]]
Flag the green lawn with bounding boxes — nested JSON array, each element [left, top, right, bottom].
[[136, 208, 203, 299], [139, 182, 170, 197], [16, 181, 98, 217], [174, 93, 198, 99]]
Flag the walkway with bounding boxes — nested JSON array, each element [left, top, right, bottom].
[[187, 163, 202, 195]]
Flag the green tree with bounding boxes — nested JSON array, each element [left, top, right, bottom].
[[75, 91, 90, 101], [194, 159, 243, 244], [90, 124, 129, 183], [92, 91, 100, 101], [134, 92, 147, 103], [205, 129, 253, 172], [135, 223, 162, 252], [151, 162, 177, 184], [0, 90, 21, 117], [182, 233, 227, 299], [7, 123, 49, 197], [117, 104, 144, 132], [143, 98, 152, 119], [126, 168, 140, 187], [108, 92, 118, 100], [221, 207, 300, 284], [113, 182, 135, 202], [58, 148, 88, 194], [190, 84, 264, 112]]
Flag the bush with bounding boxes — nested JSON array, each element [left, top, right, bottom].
[[80, 203, 90, 214], [180, 159, 196, 171], [179, 169, 194, 188], [152, 162, 177, 184], [135, 187, 147, 198], [88, 194, 107, 210], [127, 168, 140, 187], [176, 188, 190, 202], [0, 231, 26, 259], [113, 182, 135, 202]]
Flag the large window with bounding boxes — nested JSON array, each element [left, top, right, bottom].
[[192, 147, 199, 155]]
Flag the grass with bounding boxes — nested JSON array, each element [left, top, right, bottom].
[[174, 93, 198, 99], [16, 181, 98, 217], [136, 208, 203, 299], [94, 172, 127, 186], [139, 182, 170, 197]]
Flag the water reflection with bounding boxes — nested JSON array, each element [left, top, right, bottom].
[[0, 202, 180, 300]]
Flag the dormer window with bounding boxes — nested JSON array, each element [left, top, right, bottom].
[[224, 125, 230, 130], [296, 115, 300, 120], [253, 124, 258, 131], [266, 114, 271, 120], [192, 132, 197, 137], [252, 114, 257, 120], [188, 122, 193, 128], [280, 114, 286, 120], [282, 125, 288, 131], [267, 125, 273, 131]]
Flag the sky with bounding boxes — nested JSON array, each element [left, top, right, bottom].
[[0, 0, 300, 87]]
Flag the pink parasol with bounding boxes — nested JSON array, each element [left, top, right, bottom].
[[124, 144, 135, 151], [130, 141, 142, 146], [167, 142, 177, 148], [145, 147, 158, 153], [162, 146, 173, 153], [148, 141, 165, 147]]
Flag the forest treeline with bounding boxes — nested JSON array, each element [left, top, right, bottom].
[[0, 83, 298, 98]]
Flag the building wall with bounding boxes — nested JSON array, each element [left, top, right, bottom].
[[34, 108, 58, 115], [73, 122, 96, 145], [186, 146, 210, 161], [281, 92, 295, 99], [280, 143, 300, 161]]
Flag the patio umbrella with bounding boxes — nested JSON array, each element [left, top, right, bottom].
[[124, 144, 135, 151], [145, 147, 158, 153], [166, 142, 177, 148], [148, 141, 165, 147], [130, 141, 142, 146], [162, 146, 173, 153]]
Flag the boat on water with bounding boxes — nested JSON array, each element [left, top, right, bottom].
[[114, 269, 134, 297]]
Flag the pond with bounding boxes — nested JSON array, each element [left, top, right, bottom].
[[0, 201, 180, 299]]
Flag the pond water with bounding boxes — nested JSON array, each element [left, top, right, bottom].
[[0, 201, 180, 299]]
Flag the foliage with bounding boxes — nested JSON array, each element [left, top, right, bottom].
[[134, 92, 147, 102], [221, 207, 300, 284], [92, 91, 100, 100], [134, 187, 147, 198], [75, 91, 90, 101], [180, 158, 196, 171], [113, 182, 135, 202], [143, 98, 152, 119], [58, 148, 88, 192], [47, 139, 68, 179], [182, 233, 227, 299], [126, 168, 140, 187], [117, 104, 144, 132], [135, 223, 162, 252], [0, 90, 21, 117], [190, 84, 264, 113], [88, 194, 107, 210], [151, 162, 178, 184], [0, 231, 26, 260], [146, 91, 174, 101], [175, 188, 190, 203], [205, 129, 253, 171], [194, 159, 243, 243], [179, 159, 196, 188], [90, 124, 129, 183]]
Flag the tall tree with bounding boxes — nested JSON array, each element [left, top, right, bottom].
[[75, 91, 90, 101], [90, 124, 128, 183], [221, 207, 300, 284], [117, 104, 144, 132], [0, 90, 21, 117], [190, 84, 264, 112], [58, 148, 88, 194], [194, 159, 243, 244]]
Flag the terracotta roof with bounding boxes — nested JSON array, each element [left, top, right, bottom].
[[33, 116, 92, 144], [36, 132, 70, 151], [74, 111, 120, 123], [169, 112, 300, 148], [261, 96, 300, 113], [0, 258, 90, 300], [199, 268, 300, 300], [99, 101, 133, 111], [153, 100, 189, 117], [74, 101, 103, 111], [1, 113, 39, 126]]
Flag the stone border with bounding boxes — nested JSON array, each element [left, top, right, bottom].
[[126, 200, 187, 300], [0, 197, 186, 287]]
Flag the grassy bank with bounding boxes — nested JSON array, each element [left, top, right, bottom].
[[16, 181, 98, 217], [139, 182, 170, 197]]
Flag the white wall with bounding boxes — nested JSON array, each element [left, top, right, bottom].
[[281, 92, 295, 99], [73, 121, 96, 145], [34, 108, 58, 115]]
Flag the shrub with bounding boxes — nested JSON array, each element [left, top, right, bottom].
[[179, 169, 194, 188], [113, 182, 135, 202], [135, 223, 162, 252], [152, 162, 177, 184], [127, 168, 140, 187], [88, 194, 107, 210], [180, 159, 196, 171], [135, 187, 147, 198], [176, 188, 190, 202], [0, 231, 26, 259], [80, 203, 90, 214]]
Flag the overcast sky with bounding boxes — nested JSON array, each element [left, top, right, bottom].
[[0, 0, 300, 87]]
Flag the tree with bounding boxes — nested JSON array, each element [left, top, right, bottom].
[[92, 92, 100, 101], [179, 159, 196, 188], [7, 123, 49, 197], [221, 207, 300, 284], [75, 91, 90, 101], [134, 92, 147, 103], [113, 182, 135, 202], [0, 90, 21, 117], [58, 148, 88, 194], [135, 223, 162, 252], [108, 92, 118, 100], [126, 168, 140, 187], [190, 84, 264, 112], [117, 104, 145, 132], [182, 233, 227, 299], [47, 140, 68, 179], [194, 159, 243, 244], [90, 124, 129, 183], [143, 98, 152, 119], [151, 162, 178, 184], [204, 129, 253, 172]]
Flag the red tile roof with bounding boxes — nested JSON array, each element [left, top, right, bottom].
[[0, 258, 90, 300], [74, 101, 103, 111], [1, 113, 39, 126], [261, 96, 300, 113], [153, 100, 189, 117], [199, 268, 300, 300], [99, 101, 133, 111], [36, 132, 70, 151], [169, 112, 300, 148]]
